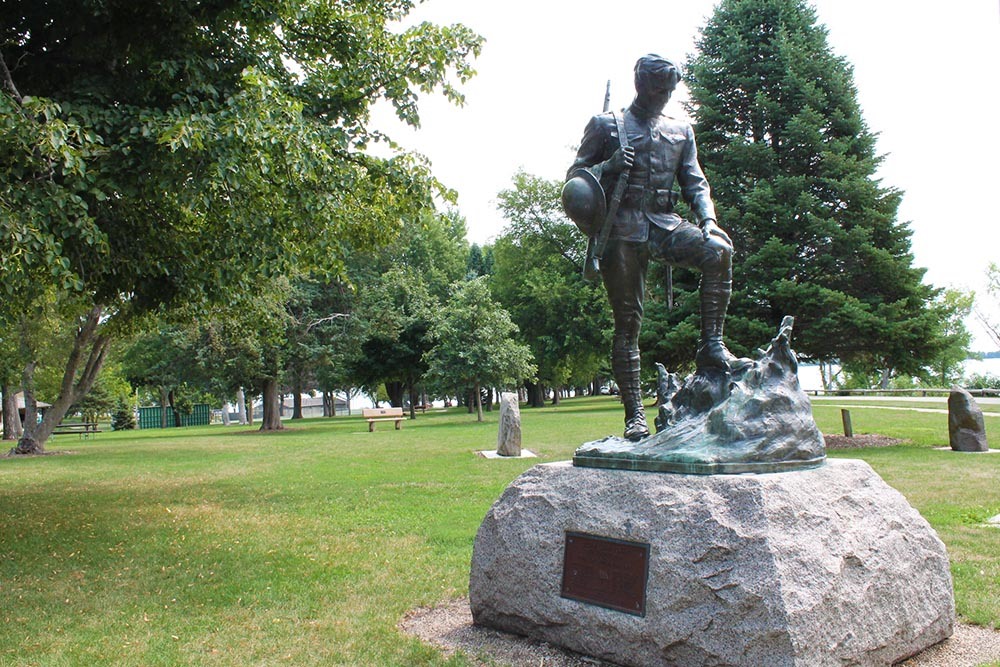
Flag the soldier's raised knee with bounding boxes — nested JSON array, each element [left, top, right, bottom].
[[700, 241, 731, 272]]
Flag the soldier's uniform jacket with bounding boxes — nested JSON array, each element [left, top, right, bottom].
[[568, 104, 717, 243]]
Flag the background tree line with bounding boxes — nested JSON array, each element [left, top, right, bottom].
[[4, 0, 993, 449], [1, 0, 483, 451]]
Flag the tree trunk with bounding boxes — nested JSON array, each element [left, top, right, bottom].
[[474, 381, 483, 422], [168, 389, 182, 427], [385, 381, 405, 408], [322, 390, 332, 417], [12, 306, 110, 455], [236, 388, 248, 425], [879, 367, 892, 390], [159, 387, 170, 429], [221, 403, 231, 426], [292, 382, 303, 420], [13, 361, 41, 454], [524, 381, 545, 408], [407, 381, 416, 420], [2, 384, 22, 440], [551, 386, 561, 406], [260, 379, 284, 431]]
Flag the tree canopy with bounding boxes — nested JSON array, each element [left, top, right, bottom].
[[1, 0, 482, 451], [492, 171, 611, 405], [424, 277, 535, 421]]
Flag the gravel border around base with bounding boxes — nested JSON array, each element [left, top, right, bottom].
[[822, 433, 906, 449], [400, 598, 1000, 667]]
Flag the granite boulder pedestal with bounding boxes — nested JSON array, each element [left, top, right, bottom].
[[470, 318, 955, 666], [469, 460, 955, 667]]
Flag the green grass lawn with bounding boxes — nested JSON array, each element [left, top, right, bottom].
[[2, 396, 998, 665]]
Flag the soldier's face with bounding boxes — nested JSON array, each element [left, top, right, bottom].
[[636, 74, 675, 110]]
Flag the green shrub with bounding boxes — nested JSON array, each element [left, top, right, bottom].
[[110, 401, 137, 430]]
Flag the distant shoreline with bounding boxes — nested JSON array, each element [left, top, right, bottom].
[[797, 357, 1000, 392]]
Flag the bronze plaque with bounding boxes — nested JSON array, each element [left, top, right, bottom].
[[560, 532, 650, 616]]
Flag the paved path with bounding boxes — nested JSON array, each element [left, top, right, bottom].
[[814, 402, 1000, 417]]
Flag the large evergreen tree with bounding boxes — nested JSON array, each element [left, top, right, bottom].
[[682, 0, 946, 383]]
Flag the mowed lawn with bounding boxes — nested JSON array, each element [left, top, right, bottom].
[[1, 396, 998, 666]]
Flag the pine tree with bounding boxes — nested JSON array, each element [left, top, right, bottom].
[[682, 0, 946, 381]]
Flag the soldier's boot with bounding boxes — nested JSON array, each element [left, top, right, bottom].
[[695, 279, 750, 372], [623, 400, 649, 441], [614, 345, 649, 441]]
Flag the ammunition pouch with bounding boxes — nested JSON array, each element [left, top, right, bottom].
[[622, 186, 678, 213]]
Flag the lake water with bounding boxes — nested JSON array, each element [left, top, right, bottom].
[[797, 357, 1000, 391]]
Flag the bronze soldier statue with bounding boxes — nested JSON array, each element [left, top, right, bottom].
[[563, 54, 739, 441]]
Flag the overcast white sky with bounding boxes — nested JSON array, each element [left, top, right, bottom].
[[372, 0, 1000, 349]]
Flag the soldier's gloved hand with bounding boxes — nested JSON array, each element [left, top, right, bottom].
[[603, 146, 635, 175], [701, 219, 733, 251]]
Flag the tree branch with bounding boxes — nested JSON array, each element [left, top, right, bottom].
[[76, 333, 111, 400], [306, 313, 350, 331], [0, 51, 24, 106], [975, 309, 1000, 349]]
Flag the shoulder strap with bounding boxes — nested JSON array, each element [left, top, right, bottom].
[[613, 110, 629, 150], [594, 111, 632, 262]]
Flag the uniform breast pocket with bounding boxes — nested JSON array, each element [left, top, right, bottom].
[[655, 129, 686, 146]]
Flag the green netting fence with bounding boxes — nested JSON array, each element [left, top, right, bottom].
[[138, 404, 211, 429]]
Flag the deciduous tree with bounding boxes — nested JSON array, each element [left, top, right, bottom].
[[424, 278, 535, 421], [492, 171, 611, 406], [1, 0, 481, 452], [340, 209, 469, 411], [975, 263, 1000, 351]]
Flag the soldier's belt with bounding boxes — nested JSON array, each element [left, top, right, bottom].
[[621, 187, 679, 213]]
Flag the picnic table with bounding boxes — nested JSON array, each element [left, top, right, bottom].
[[53, 422, 102, 438]]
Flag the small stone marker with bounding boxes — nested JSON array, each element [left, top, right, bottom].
[[948, 386, 989, 452], [496, 392, 522, 457]]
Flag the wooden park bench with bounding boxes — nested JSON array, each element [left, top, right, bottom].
[[362, 407, 405, 432], [52, 422, 102, 438]]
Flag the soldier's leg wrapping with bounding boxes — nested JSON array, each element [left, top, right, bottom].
[[695, 268, 735, 370], [601, 239, 650, 441]]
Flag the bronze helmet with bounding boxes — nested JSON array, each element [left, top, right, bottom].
[[561, 168, 606, 236]]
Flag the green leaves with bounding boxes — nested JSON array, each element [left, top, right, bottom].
[[1, 0, 481, 316], [492, 172, 611, 389], [424, 277, 536, 396], [2, 0, 482, 445]]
